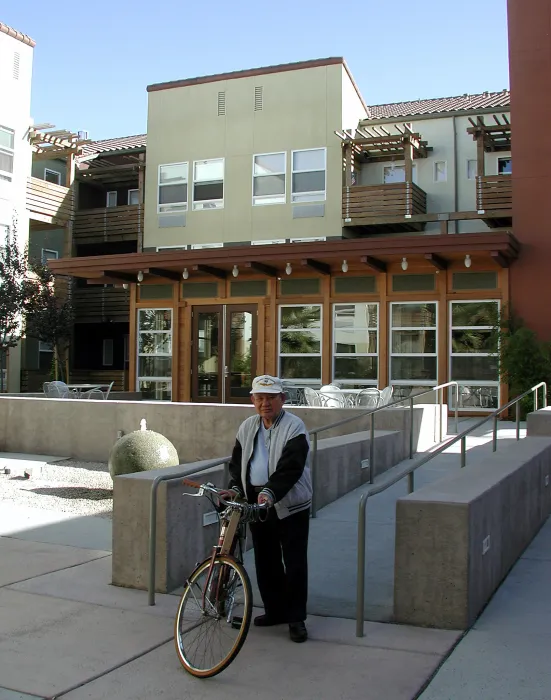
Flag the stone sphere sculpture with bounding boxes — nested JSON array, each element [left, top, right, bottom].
[[108, 419, 179, 478]]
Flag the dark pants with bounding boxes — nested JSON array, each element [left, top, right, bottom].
[[248, 490, 310, 623]]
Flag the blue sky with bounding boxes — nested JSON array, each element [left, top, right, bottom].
[[4, 0, 509, 141]]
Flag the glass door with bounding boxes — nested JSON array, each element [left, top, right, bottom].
[[191, 304, 257, 403]]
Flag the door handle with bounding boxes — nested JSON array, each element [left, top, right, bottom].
[[224, 365, 230, 378]]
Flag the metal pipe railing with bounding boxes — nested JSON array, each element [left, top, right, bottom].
[[355, 381, 547, 637], [309, 381, 459, 516]]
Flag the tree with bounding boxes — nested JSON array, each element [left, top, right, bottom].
[[26, 260, 74, 383], [0, 221, 38, 392]]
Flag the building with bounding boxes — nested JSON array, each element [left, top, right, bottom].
[[0, 21, 35, 392], [50, 57, 516, 410]]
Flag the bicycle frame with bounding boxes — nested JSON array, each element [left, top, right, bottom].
[[202, 508, 242, 614]]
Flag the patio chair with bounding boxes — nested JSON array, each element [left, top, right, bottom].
[[319, 385, 346, 408], [379, 386, 394, 406], [282, 381, 301, 406], [303, 386, 323, 407], [355, 388, 380, 409], [81, 388, 105, 400], [104, 381, 115, 400], [46, 381, 76, 399]]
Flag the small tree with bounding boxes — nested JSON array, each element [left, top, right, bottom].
[[0, 221, 38, 392], [26, 260, 74, 383]]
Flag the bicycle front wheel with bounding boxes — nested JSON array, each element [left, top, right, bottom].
[[174, 555, 252, 678]]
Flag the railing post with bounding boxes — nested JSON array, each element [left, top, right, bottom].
[[369, 413, 375, 484], [535, 388, 539, 413], [148, 477, 162, 606], [439, 388, 443, 443], [516, 400, 520, 441], [460, 436, 466, 468], [356, 494, 368, 638], [492, 414, 498, 452], [408, 471, 414, 493], [544, 384, 548, 408], [455, 383, 459, 434], [311, 433, 318, 518], [409, 397, 414, 459]]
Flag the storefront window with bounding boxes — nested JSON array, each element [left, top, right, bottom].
[[390, 302, 437, 391], [278, 305, 322, 383], [333, 303, 378, 387], [137, 308, 172, 400]]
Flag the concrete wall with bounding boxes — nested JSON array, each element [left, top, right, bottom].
[[0, 395, 443, 462], [526, 407, 551, 436], [394, 437, 551, 630], [112, 429, 403, 592]]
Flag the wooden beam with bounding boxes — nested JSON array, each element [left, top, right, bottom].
[[424, 253, 448, 270], [245, 261, 278, 277], [101, 271, 136, 282], [301, 258, 331, 275], [491, 251, 509, 268], [192, 264, 227, 279], [360, 255, 387, 273], [149, 268, 181, 282]]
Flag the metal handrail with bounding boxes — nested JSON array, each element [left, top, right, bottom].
[[310, 381, 459, 517], [355, 381, 548, 637]]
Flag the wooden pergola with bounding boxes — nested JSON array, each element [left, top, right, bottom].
[[467, 115, 511, 177]]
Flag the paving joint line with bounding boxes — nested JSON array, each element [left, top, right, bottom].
[[0, 553, 112, 589]]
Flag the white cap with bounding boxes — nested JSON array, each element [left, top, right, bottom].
[[250, 375, 284, 394]]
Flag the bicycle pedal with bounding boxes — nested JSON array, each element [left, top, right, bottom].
[[231, 616, 243, 629]]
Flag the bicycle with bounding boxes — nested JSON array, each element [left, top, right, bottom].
[[174, 478, 269, 678]]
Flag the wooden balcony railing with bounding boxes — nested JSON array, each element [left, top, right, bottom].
[[68, 370, 128, 392], [73, 204, 143, 244], [73, 286, 130, 323], [27, 177, 73, 225], [342, 182, 427, 225], [476, 175, 512, 212]]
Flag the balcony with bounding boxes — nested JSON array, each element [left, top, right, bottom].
[[27, 177, 73, 226], [476, 175, 512, 228], [73, 286, 130, 323], [342, 182, 428, 233], [73, 204, 143, 244]]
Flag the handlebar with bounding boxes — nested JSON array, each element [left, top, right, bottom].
[[182, 478, 270, 512]]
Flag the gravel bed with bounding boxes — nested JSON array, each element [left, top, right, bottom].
[[0, 458, 113, 519]]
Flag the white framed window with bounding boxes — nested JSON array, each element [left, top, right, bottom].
[[156, 245, 188, 251], [0, 126, 15, 183], [383, 163, 417, 184], [467, 159, 477, 180], [278, 304, 322, 384], [253, 152, 286, 205], [390, 302, 437, 388], [41, 249, 59, 264], [190, 242, 223, 249], [137, 308, 172, 401], [498, 157, 512, 175], [44, 168, 61, 185], [106, 191, 117, 207], [251, 239, 286, 245], [333, 303, 378, 388], [193, 158, 224, 210], [103, 339, 114, 366], [128, 189, 139, 205], [434, 161, 447, 183], [291, 148, 326, 203], [39, 341, 54, 353], [290, 237, 327, 243], [158, 163, 188, 213], [449, 300, 500, 411]]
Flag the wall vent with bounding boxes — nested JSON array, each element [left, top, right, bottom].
[[13, 52, 20, 80], [217, 91, 226, 116], [254, 86, 263, 111]]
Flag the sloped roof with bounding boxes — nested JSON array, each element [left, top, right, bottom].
[[80, 134, 147, 156], [0, 21, 35, 47], [366, 90, 510, 120]]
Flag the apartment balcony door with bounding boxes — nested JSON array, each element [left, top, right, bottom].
[[191, 304, 257, 403]]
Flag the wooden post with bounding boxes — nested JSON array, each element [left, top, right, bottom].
[[404, 137, 414, 184], [344, 144, 352, 187], [477, 132, 485, 178], [64, 152, 76, 258], [137, 154, 145, 253]]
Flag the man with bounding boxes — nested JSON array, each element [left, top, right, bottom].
[[228, 375, 311, 643]]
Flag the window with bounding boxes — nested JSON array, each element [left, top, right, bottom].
[[450, 301, 500, 411], [434, 161, 447, 182], [193, 158, 224, 210], [383, 163, 417, 184], [279, 304, 322, 383], [291, 148, 326, 203], [106, 191, 117, 207], [390, 302, 437, 388], [498, 157, 512, 175], [333, 303, 378, 388], [103, 339, 114, 366], [251, 239, 286, 245], [158, 163, 188, 213], [41, 249, 59, 264], [190, 242, 223, 249], [290, 237, 327, 243], [44, 168, 61, 185], [156, 245, 188, 251], [39, 341, 53, 353], [0, 126, 15, 183], [128, 189, 139, 205], [467, 159, 477, 180], [253, 152, 285, 205], [137, 308, 172, 401]]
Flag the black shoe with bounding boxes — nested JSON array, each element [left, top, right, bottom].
[[254, 613, 287, 627], [289, 621, 308, 643]]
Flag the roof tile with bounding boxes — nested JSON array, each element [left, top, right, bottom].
[[80, 134, 147, 156], [366, 90, 510, 120]]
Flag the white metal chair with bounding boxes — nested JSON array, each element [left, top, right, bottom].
[[81, 388, 105, 400], [379, 386, 394, 406], [104, 381, 115, 400], [46, 381, 76, 399], [355, 388, 380, 409], [303, 387, 323, 407], [319, 385, 346, 408]]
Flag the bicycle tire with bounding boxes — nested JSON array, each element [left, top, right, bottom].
[[174, 555, 252, 678]]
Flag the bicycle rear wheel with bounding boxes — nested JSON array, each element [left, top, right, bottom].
[[174, 555, 252, 678]]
